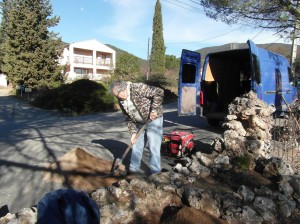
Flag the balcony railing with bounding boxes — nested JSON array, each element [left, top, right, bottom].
[[73, 56, 113, 67], [74, 56, 93, 64], [96, 59, 112, 67]]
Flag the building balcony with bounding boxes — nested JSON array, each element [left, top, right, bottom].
[[73, 56, 93, 64]]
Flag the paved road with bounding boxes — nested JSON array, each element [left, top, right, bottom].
[[0, 93, 222, 213]]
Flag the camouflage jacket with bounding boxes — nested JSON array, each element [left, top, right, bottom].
[[118, 82, 164, 135]]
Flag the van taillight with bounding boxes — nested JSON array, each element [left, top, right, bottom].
[[200, 91, 204, 105]]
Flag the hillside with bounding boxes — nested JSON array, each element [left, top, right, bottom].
[[195, 42, 299, 63], [58, 40, 300, 78], [106, 42, 298, 62], [59, 41, 298, 66], [105, 41, 300, 81], [106, 44, 149, 74]]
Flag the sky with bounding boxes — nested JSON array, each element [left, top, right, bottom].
[[50, 0, 292, 60]]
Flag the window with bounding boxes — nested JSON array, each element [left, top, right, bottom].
[[75, 68, 89, 75], [182, 64, 196, 83], [251, 55, 261, 84]]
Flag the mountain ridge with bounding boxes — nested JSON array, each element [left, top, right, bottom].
[[195, 42, 297, 61], [106, 42, 298, 63]]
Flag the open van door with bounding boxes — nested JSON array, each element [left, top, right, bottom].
[[247, 40, 297, 112], [178, 49, 201, 116], [247, 40, 264, 101]]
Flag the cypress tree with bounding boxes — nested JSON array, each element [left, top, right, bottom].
[[0, 0, 12, 72], [0, 0, 63, 89], [150, 0, 166, 76]]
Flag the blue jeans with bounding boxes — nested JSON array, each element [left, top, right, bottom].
[[129, 116, 163, 174]]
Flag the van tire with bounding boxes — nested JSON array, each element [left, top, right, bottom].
[[207, 119, 220, 126]]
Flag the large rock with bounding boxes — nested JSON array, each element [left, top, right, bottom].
[[215, 91, 275, 160], [182, 186, 220, 217]]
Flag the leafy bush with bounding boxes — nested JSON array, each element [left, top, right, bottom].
[[31, 79, 117, 115]]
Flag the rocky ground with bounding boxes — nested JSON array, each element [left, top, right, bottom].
[[0, 90, 300, 224]]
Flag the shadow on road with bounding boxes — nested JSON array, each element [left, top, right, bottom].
[[0, 95, 127, 213], [92, 139, 130, 165], [0, 97, 223, 214]]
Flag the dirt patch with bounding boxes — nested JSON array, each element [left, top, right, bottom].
[[42, 147, 126, 191], [161, 206, 228, 224]]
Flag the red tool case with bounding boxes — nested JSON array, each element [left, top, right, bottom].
[[162, 129, 194, 157]]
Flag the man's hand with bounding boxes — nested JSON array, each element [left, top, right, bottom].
[[131, 133, 137, 144], [150, 111, 157, 120]]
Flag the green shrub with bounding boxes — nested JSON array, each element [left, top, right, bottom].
[[143, 74, 177, 103], [31, 79, 117, 115], [162, 88, 177, 103], [232, 155, 254, 172]]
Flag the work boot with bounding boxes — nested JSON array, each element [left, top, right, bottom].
[[127, 168, 145, 176]]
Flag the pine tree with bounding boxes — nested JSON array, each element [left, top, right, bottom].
[[150, 0, 166, 76], [0, 0, 63, 89], [200, 0, 299, 37]]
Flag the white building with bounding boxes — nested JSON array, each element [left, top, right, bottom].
[[59, 39, 116, 81]]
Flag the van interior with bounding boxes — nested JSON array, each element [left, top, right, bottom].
[[201, 49, 251, 116]]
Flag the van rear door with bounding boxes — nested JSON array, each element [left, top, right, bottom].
[[178, 49, 201, 116], [247, 40, 297, 111], [247, 40, 264, 102]]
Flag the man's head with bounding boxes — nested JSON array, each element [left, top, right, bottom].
[[110, 80, 127, 100]]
